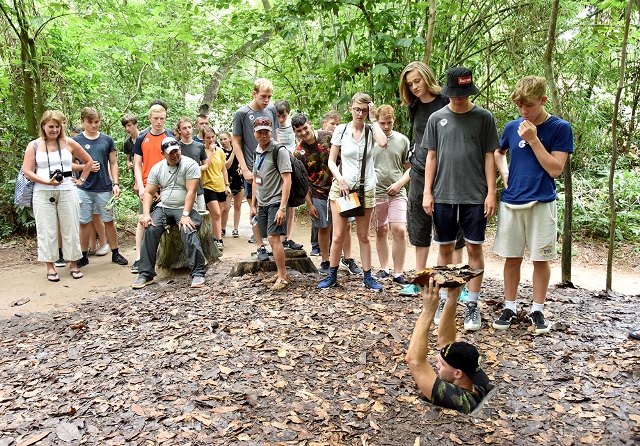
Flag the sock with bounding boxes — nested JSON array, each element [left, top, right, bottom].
[[393, 273, 402, 279], [505, 300, 517, 312], [111, 248, 119, 256], [467, 291, 480, 304], [439, 289, 447, 301], [58, 248, 63, 258], [81, 251, 88, 260], [531, 302, 545, 313]]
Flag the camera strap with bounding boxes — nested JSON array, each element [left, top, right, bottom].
[[44, 139, 64, 174]]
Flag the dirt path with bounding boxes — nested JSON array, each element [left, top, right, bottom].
[[2, 202, 639, 320]]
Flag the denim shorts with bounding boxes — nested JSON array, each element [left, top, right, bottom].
[[258, 203, 288, 237], [78, 189, 114, 224]]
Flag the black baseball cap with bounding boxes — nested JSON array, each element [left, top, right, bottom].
[[440, 341, 490, 387], [440, 67, 480, 98]]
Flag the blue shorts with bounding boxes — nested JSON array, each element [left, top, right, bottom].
[[311, 197, 332, 229], [433, 203, 486, 245], [78, 189, 114, 224]]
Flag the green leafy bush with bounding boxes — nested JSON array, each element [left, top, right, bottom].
[[558, 169, 640, 242]]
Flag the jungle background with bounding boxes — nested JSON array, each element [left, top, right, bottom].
[[1, 0, 639, 275]]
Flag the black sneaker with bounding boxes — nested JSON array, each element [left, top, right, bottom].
[[76, 257, 89, 268], [528, 311, 550, 335], [340, 257, 362, 275], [112, 253, 129, 266], [54, 257, 66, 268], [493, 308, 517, 330], [130, 260, 140, 274], [256, 246, 269, 261], [283, 238, 303, 250], [221, 229, 226, 237], [319, 260, 330, 275], [392, 275, 407, 285]]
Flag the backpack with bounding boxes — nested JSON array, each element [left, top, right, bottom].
[[273, 144, 309, 208]]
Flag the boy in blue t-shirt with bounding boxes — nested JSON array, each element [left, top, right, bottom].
[[74, 107, 128, 268], [492, 76, 574, 335]]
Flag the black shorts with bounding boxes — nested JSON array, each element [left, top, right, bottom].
[[433, 203, 486, 244], [203, 188, 227, 203], [229, 173, 243, 195], [407, 198, 433, 247]]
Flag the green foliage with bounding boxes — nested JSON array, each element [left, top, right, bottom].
[[558, 170, 640, 241]]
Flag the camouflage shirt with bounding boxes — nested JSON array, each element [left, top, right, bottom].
[[430, 377, 487, 414]]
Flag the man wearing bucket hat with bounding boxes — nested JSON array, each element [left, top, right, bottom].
[[132, 136, 207, 289], [406, 279, 490, 414], [422, 67, 499, 332]]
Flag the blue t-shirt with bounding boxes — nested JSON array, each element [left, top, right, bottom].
[[499, 116, 574, 204], [73, 132, 116, 192]]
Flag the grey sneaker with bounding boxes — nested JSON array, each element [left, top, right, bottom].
[[283, 238, 303, 250], [433, 299, 446, 325], [256, 246, 269, 261], [191, 276, 205, 288], [132, 275, 153, 289], [493, 308, 517, 330], [528, 311, 550, 335], [340, 257, 362, 275], [464, 301, 482, 331], [319, 260, 330, 275]]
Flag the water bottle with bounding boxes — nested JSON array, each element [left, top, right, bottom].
[[250, 215, 258, 227]]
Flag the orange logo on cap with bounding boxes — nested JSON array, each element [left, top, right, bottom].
[[458, 76, 472, 84]]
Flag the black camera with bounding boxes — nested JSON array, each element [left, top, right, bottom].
[[50, 169, 71, 182]]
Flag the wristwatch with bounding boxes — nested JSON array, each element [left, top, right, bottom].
[[182, 211, 190, 217], [279, 207, 286, 212]]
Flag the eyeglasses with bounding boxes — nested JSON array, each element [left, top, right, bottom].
[[350, 107, 367, 114]]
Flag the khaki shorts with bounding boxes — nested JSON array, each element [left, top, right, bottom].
[[328, 181, 375, 209], [492, 201, 557, 261]]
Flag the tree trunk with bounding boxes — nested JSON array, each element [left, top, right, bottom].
[[607, 0, 633, 293], [230, 249, 318, 277], [542, 0, 572, 284], [422, 0, 436, 65], [157, 211, 221, 269]]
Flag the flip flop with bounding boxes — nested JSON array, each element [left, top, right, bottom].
[[70, 270, 83, 279], [629, 329, 640, 340], [47, 273, 60, 282]]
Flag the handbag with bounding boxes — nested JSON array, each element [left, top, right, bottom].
[[14, 141, 38, 207], [339, 124, 369, 218]]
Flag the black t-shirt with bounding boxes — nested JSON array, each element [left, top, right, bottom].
[[408, 95, 449, 175], [430, 377, 487, 414]]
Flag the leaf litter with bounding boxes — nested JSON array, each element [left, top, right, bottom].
[[1, 261, 639, 445]]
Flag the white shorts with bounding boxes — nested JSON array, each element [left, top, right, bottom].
[[492, 200, 557, 261]]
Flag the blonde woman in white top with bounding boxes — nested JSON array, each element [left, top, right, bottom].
[[22, 110, 93, 281]]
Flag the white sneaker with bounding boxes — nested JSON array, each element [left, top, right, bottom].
[[463, 301, 482, 331], [95, 244, 110, 256]]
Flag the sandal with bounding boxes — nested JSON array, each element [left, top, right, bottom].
[[70, 270, 83, 280], [271, 278, 290, 291], [263, 273, 291, 285], [47, 273, 60, 282]]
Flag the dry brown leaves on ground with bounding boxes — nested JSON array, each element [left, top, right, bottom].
[[1, 263, 639, 445]]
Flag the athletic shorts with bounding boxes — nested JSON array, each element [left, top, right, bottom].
[[311, 197, 332, 229], [328, 183, 375, 209], [433, 203, 486, 245], [493, 201, 557, 261], [373, 195, 407, 227], [258, 203, 288, 237], [78, 189, 113, 224], [407, 198, 432, 247], [203, 188, 227, 204]]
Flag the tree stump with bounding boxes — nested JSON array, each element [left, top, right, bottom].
[[157, 210, 221, 269], [230, 249, 318, 276]]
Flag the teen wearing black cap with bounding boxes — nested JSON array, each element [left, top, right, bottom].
[[422, 67, 499, 332], [406, 278, 490, 414]]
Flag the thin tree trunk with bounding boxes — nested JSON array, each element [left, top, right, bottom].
[[542, 0, 572, 284], [607, 0, 633, 292], [423, 0, 436, 65]]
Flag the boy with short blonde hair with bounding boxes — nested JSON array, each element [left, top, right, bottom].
[[492, 75, 574, 335], [372, 105, 411, 284]]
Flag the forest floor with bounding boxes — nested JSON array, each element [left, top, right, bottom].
[[1, 207, 639, 445]]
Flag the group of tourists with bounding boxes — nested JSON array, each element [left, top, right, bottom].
[[27, 62, 640, 415]]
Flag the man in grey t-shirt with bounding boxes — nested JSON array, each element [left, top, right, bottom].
[[133, 137, 206, 290], [250, 117, 292, 291], [232, 78, 279, 244], [422, 67, 499, 332]]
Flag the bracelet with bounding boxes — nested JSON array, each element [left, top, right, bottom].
[[78, 177, 85, 182], [113, 183, 119, 186]]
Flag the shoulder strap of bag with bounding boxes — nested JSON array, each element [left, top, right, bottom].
[[358, 124, 369, 188]]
